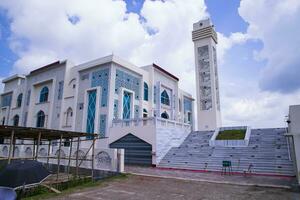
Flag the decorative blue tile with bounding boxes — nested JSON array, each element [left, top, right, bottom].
[[115, 69, 141, 100], [113, 100, 118, 119], [134, 105, 139, 119], [91, 68, 109, 107], [99, 114, 106, 138]]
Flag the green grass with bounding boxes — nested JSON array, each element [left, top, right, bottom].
[[22, 173, 129, 200], [216, 129, 246, 140]]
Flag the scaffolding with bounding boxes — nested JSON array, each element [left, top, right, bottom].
[[0, 125, 98, 182]]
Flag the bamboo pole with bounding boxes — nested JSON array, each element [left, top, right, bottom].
[[75, 136, 80, 178], [32, 139, 36, 160], [56, 134, 63, 181], [91, 137, 95, 181], [67, 138, 73, 180], [12, 137, 16, 158], [35, 132, 41, 160], [0, 157, 93, 161], [78, 142, 93, 167], [8, 130, 14, 164], [47, 140, 51, 170]]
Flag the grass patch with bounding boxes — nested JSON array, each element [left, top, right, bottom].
[[216, 129, 246, 140], [22, 173, 129, 200]]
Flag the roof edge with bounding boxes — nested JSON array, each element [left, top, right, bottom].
[[152, 63, 179, 81]]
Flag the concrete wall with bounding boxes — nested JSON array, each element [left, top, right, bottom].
[[288, 105, 300, 184]]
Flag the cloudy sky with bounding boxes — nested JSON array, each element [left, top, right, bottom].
[[0, 0, 299, 128]]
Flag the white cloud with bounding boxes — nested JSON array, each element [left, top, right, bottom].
[[1, 0, 299, 128], [0, 0, 147, 73], [217, 32, 249, 64], [238, 0, 300, 93], [0, 0, 208, 99], [221, 80, 300, 128]]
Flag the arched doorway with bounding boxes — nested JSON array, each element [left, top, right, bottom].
[[161, 111, 169, 119]]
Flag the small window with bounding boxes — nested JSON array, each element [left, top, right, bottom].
[[26, 90, 31, 106], [58, 81, 64, 100], [17, 93, 23, 107], [161, 90, 170, 106], [161, 111, 169, 119], [39, 87, 49, 103], [143, 109, 148, 118], [2, 117, 5, 125], [36, 110, 45, 128], [13, 115, 19, 126], [144, 82, 149, 101], [65, 107, 73, 126]]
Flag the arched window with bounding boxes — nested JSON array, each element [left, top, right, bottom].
[[13, 115, 19, 126], [39, 87, 49, 103], [143, 108, 148, 118], [17, 93, 23, 107], [144, 82, 149, 101], [36, 110, 45, 128], [66, 107, 73, 126], [161, 90, 170, 105], [161, 111, 169, 119]]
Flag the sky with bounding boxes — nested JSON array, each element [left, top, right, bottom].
[[0, 0, 300, 128]]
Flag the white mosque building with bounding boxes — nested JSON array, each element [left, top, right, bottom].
[[0, 46, 201, 165], [0, 19, 296, 179]]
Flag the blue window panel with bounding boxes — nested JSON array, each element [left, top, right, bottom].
[[113, 100, 118, 119], [26, 90, 31, 106], [17, 93, 23, 107], [115, 69, 141, 100], [1, 93, 12, 107], [184, 97, 192, 112], [91, 68, 109, 107], [39, 87, 49, 103], [144, 82, 149, 101], [99, 114, 106, 138], [153, 86, 157, 104], [123, 91, 131, 119], [36, 110, 45, 128], [134, 105, 139, 119], [161, 90, 170, 106], [86, 90, 96, 138], [58, 81, 64, 100]]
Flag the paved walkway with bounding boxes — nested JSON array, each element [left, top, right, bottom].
[[125, 166, 298, 189], [50, 174, 299, 200]]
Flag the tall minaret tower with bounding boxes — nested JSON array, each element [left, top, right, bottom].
[[192, 18, 221, 131]]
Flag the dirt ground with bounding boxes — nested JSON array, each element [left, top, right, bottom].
[[49, 174, 299, 200]]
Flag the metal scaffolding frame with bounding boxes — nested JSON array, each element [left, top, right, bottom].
[[0, 125, 98, 182]]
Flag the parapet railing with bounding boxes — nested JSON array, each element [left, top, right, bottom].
[[111, 117, 191, 131]]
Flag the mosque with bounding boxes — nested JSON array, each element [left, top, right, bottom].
[[0, 19, 296, 179]]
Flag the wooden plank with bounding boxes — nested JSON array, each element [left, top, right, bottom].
[[41, 184, 61, 194]]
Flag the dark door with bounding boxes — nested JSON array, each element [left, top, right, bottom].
[[110, 133, 152, 165]]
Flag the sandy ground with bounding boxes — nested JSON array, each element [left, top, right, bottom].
[[49, 174, 299, 200]]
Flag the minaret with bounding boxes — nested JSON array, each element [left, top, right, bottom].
[[192, 18, 221, 131]]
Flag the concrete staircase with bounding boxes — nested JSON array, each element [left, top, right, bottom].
[[158, 128, 295, 176]]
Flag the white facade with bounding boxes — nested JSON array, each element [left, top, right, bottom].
[[0, 55, 194, 164], [287, 105, 300, 184], [192, 19, 222, 131]]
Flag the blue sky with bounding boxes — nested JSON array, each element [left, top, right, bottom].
[[0, 0, 299, 128], [0, 9, 15, 77]]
